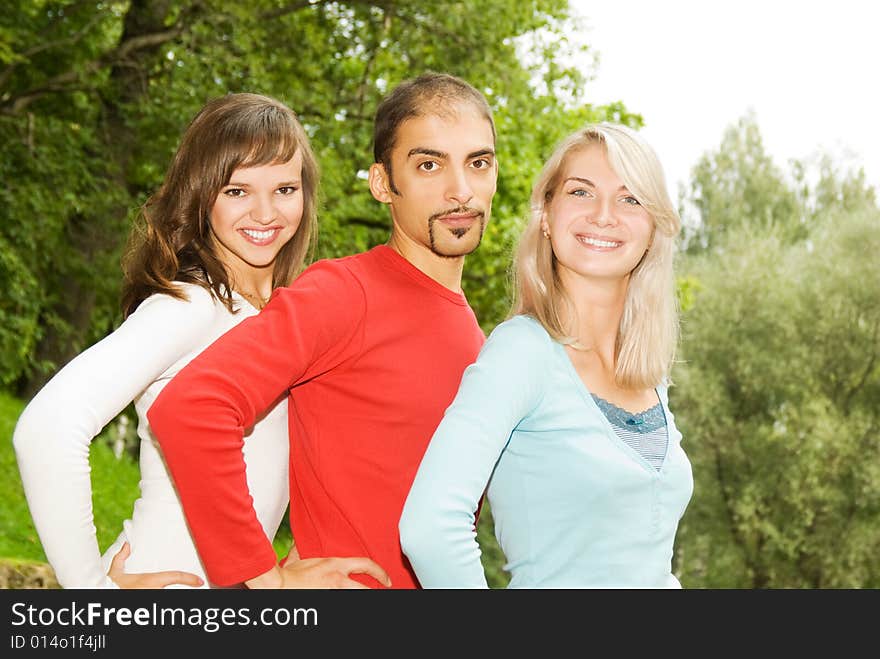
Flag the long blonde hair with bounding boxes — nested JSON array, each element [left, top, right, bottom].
[[512, 123, 681, 389]]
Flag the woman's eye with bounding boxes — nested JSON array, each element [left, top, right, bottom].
[[223, 188, 245, 197], [569, 189, 588, 197], [277, 186, 299, 195], [622, 196, 641, 206]]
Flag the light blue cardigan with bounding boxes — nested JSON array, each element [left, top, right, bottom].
[[399, 315, 693, 588]]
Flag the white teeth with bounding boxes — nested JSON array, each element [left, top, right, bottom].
[[242, 229, 275, 240], [578, 236, 620, 248]]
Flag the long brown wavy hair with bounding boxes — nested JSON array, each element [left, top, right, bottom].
[[121, 93, 319, 317]]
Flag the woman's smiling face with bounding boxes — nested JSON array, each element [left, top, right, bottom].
[[542, 143, 654, 287]]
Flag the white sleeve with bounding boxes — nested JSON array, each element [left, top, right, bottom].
[[399, 316, 549, 588], [12, 286, 218, 588]]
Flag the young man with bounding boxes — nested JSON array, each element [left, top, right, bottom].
[[148, 72, 498, 589]]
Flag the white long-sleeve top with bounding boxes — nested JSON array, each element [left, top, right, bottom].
[[13, 283, 289, 588]]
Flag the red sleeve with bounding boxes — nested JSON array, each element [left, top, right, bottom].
[[147, 261, 366, 586]]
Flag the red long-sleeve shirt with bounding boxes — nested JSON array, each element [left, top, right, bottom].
[[148, 245, 485, 588]]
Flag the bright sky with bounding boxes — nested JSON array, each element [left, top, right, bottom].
[[566, 0, 880, 199]]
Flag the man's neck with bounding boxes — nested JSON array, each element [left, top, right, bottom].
[[386, 234, 465, 294]]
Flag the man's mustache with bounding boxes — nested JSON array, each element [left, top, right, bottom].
[[428, 206, 485, 222]]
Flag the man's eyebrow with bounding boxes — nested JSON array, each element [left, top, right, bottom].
[[406, 148, 496, 160], [408, 148, 447, 159], [468, 148, 496, 159]]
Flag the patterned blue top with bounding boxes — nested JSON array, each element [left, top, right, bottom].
[[399, 315, 693, 588], [591, 395, 668, 471]]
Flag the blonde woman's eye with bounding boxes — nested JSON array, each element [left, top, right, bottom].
[[569, 189, 588, 197], [622, 196, 641, 205]]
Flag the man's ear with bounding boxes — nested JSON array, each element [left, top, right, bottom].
[[368, 163, 393, 204]]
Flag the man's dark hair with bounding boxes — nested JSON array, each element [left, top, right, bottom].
[[373, 72, 495, 193]]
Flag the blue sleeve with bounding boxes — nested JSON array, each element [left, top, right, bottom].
[[399, 316, 549, 588]]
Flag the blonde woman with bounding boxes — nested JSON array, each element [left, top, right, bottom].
[[399, 123, 693, 588]]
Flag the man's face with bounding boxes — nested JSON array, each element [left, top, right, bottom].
[[370, 103, 497, 259]]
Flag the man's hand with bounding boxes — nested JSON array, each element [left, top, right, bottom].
[[246, 556, 392, 589], [108, 542, 205, 589]]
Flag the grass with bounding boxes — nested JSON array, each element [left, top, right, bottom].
[[0, 391, 51, 562]]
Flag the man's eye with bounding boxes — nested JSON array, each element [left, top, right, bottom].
[[418, 161, 438, 172], [471, 158, 491, 169]]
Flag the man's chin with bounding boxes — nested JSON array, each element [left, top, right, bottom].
[[431, 236, 483, 259], [429, 221, 485, 258]]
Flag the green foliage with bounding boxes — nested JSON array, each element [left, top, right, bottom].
[[672, 201, 880, 588], [676, 273, 701, 314], [1, 2, 131, 389], [0, 239, 40, 387], [1, 0, 635, 391], [7, 5, 877, 591], [0, 1, 640, 586], [672, 114, 880, 587], [683, 112, 805, 253], [2, 2, 634, 582], [808, 155, 878, 218]]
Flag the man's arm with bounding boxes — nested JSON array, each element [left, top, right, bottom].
[[148, 262, 369, 586], [246, 559, 391, 589], [398, 316, 549, 587]]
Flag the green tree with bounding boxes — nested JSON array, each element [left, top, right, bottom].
[[682, 112, 804, 253], [671, 127, 880, 586], [2, 1, 643, 584], [1, 0, 637, 394]]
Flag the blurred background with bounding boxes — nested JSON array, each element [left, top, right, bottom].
[[1, 0, 877, 588]]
